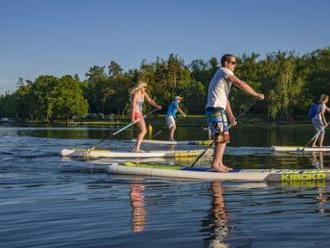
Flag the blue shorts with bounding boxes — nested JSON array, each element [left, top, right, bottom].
[[206, 107, 230, 142]]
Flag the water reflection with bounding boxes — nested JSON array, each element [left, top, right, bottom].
[[130, 181, 146, 232], [2, 123, 329, 147], [204, 181, 230, 248], [311, 151, 324, 168]]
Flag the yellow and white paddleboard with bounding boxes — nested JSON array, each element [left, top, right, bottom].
[[60, 148, 211, 159], [108, 162, 330, 182], [272, 146, 330, 152], [131, 139, 213, 146]]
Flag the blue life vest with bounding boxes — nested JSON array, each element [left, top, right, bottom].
[[308, 103, 320, 119]]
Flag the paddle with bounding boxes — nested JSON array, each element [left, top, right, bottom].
[[304, 122, 330, 147], [153, 116, 181, 138], [189, 100, 257, 168], [86, 108, 159, 153], [153, 128, 165, 138]]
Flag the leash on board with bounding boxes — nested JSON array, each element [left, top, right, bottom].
[[189, 99, 258, 168], [304, 122, 330, 148], [85, 108, 160, 154]]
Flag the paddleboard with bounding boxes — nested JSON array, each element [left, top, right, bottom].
[[60, 148, 210, 159], [272, 146, 330, 152], [108, 162, 330, 182], [131, 139, 213, 146]]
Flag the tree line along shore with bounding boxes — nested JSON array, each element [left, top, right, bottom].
[[0, 48, 329, 124]]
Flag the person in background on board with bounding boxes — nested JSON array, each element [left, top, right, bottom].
[[130, 81, 162, 152], [166, 96, 186, 141], [311, 94, 330, 148], [206, 54, 264, 172]]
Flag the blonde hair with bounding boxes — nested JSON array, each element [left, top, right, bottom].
[[319, 94, 329, 104], [130, 80, 147, 95]]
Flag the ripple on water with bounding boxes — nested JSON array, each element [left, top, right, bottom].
[[1, 127, 330, 247]]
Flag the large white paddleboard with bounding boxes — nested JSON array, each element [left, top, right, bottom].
[[132, 139, 213, 146], [272, 146, 330, 152], [60, 148, 210, 159], [108, 162, 330, 182]]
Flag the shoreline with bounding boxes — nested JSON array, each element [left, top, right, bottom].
[[0, 114, 314, 127]]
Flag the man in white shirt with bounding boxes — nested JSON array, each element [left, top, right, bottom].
[[206, 54, 264, 172]]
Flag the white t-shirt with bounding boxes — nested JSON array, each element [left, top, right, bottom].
[[206, 67, 234, 109]]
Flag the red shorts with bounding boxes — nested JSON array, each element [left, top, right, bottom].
[[132, 111, 143, 122]]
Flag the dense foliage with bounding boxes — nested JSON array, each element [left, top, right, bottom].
[[1, 47, 329, 122]]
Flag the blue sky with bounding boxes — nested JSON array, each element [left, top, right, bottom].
[[0, 0, 329, 93]]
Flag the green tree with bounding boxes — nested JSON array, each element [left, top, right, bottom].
[[52, 75, 88, 119], [32, 75, 59, 121], [85, 65, 112, 114], [304, 47, 330, 98], [108, 60, 123, 78], [181, 80, 206, 114], [14, 78, 37, 120], [231, 53, 262, 114], [261, 52, 306, 122]]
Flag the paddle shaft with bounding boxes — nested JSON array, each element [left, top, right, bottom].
[[113, 118, 144, 136], [153, 116, 181, 138], [305, 122, 330, 147], [190, 100, 257, 168], [189, 141, 214, 168], [189, 122, 237, 168], [89, 108, 159, 149]]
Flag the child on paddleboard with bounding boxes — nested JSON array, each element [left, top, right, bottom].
[[311, 94, 330, 147]]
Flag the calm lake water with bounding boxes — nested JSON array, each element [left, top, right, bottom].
[[1, 122, 330, 248]]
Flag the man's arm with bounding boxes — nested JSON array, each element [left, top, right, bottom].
[[226, 100, 237, 126], [227, 75, 264, 100], [178, 107, 186, 117]]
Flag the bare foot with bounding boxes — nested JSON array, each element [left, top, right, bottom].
[[219, 164, 233, 171], [211, 166, 231, 173], [133, 149, 145, 153]]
